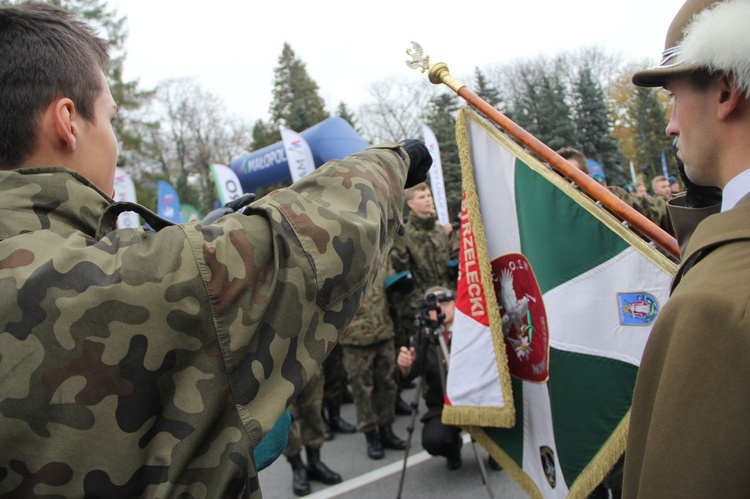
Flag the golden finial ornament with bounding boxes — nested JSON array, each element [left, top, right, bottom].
[[405, 42, 464, 94]]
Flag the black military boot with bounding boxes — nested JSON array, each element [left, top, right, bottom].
[[446, 435, 463, 471], [365, 429, 384, 459], [395, 394, 412, 415], [305, 447, 342, 485], [287, 454, 310, 496], [379, 425, 407, 450], [321, 408, 334, 441], [327, 404, 356, 434]]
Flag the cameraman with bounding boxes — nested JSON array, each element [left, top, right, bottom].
[[396, 286, 463, 470]]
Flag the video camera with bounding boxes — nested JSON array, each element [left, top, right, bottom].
[[413, 290, 455, 340]]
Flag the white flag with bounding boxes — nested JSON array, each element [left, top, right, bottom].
[[446, 108, 677, 498], [210, 163, 244, 205], [422, 124, 450, 225], [113, 167, 140, 229], [280, 126, 316, 183]]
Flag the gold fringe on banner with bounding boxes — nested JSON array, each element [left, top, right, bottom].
[[446, 107, 675, 499], [440, 106, 516, 429]]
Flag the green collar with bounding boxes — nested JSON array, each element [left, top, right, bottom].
[[407, 210, 437, 231], [0, 167, 114, 241]]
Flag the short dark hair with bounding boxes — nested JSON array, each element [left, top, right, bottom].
[[0, 2, 110, 168], [685, 69, 720, 92], [556, 147, 589, 175]]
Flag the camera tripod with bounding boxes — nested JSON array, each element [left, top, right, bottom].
[[396, 295, 496, 499]]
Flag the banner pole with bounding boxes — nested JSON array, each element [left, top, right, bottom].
[[406, 45, 679, 260]]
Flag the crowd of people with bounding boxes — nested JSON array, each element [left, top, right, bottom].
[[279, 180, 480, 496], [2, 0, 750, 498]]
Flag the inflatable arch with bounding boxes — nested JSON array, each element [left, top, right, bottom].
[[231, 117, 369, 193]]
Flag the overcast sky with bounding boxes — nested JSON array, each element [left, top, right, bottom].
[[109, 0, 685, 124]]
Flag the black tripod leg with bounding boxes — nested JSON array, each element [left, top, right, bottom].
[[470, 437, 497, 498], [396, 375, 424, 499]]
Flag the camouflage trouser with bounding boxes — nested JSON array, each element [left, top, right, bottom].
[[341, 340, 397, 433], [283, 367, 325, 457], [323, 344, 348, 406]]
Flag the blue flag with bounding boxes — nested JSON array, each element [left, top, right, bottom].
[[157, 180, 182, 224], [661, 151, 669, 178]]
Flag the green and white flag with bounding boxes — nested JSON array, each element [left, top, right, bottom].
[[444, 108, 676, 498]]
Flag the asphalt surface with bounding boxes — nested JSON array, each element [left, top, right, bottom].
[[257, 384, 529, 499]]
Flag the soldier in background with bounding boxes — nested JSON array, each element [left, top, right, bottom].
[[651, 175, 673, 198], [321, 345, 356, 440], [283, 370, 342, 496], [0, 4, 432, 497], [341, 264, 407, 460], [556, 147, 674, 240]]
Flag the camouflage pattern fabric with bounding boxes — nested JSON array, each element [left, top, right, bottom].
[[322, 344, 347, 406], [283, 368, 325, 457], [608, 185, 676, 260], [0, 143, 407, 498], [341, 340, 397, 432], [388, 212, 456, 348], [609, 185, 673, 236], [340, 267, 398, 432], [340, 267, 395, 347]]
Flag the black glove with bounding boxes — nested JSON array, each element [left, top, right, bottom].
[[399, 139, 432, 188], [673, 138, 722, 208]]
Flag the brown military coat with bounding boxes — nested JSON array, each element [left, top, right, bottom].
[[623, 195, 750, 498]]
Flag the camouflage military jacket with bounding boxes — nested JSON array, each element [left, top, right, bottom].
[[389, 211, 456, 315], [0, 144, 406, 498], [340, 267, 394, 346], [609, 185, 673, 236]]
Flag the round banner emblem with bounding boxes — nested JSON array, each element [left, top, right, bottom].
[[491, 253, 549, 382]]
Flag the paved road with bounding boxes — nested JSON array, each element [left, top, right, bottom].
[[257, 385, 529, 499]]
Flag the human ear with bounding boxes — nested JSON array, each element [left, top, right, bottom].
[[53, 98, 78, 151], [717, 75, 741, 120]]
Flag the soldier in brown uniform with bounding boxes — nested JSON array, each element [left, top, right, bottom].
[[624, 0, 750, 496], [0, 4, 432, 497]]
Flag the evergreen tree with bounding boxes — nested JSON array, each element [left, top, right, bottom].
[[252, 43, 331, 197], [250, 119, 278, 151], [512, 70, 544, 139], [474, 67, 503, 110], [536, 73, 577, 151], [511, 67, 576, 152], [573, 65, 627, 185], [424, 92, 461, 221], [630, 86, 673, 180], [270, 43, 329, 133], [335, 101, 361, 134]]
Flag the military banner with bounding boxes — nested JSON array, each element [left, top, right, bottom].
[[444, 108, 676, 498]]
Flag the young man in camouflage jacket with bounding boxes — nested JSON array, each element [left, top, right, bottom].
[[0, 3, 431, 497]]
